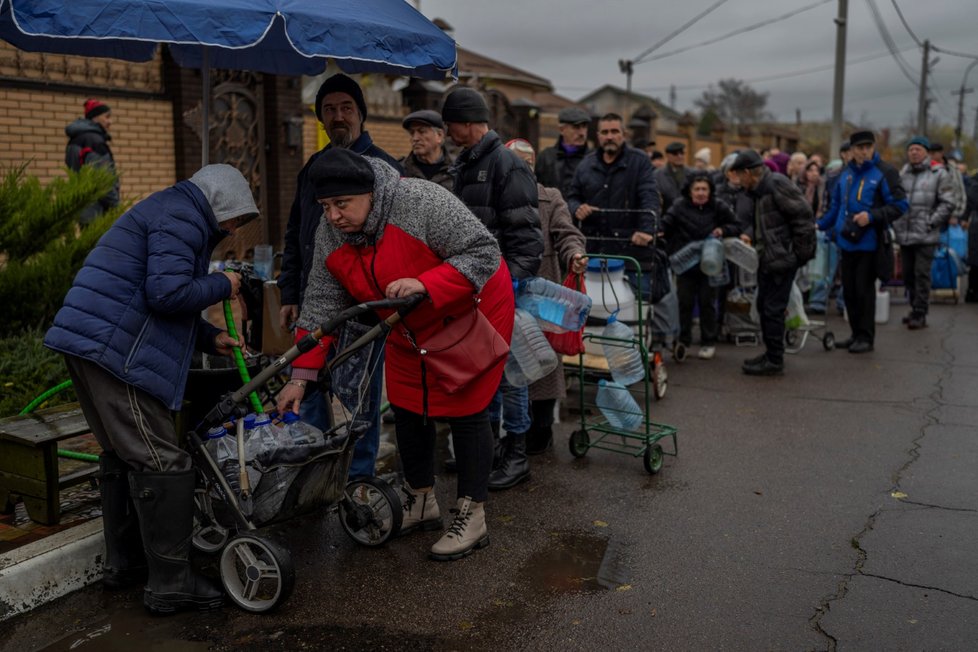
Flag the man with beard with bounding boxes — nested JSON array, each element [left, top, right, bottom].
[[278, 73, 402, 481], [535, 106, 591, 198], [566, 112, 659, 300], [399, 109, 454, 191]]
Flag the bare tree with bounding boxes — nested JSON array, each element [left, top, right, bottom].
[[694, 79, 771, 128]]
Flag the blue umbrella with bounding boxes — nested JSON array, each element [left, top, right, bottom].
[[0, 0, 457, 162]]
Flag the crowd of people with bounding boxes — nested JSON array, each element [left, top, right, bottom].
[[48, 77, 978, 616]]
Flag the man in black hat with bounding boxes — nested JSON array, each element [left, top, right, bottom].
[[400, 109, 454, 191], [441, 85, 543, 491], [729, 149, 815, 375], [654, 141, 692, 213], [534, 106, 592, 198], [278, 73, 403, 481]]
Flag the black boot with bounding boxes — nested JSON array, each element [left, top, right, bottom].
[[487, 432, 530, 490], [490, 421, 507, 471], [99, 453, 147, 589], [525, 425, 553, 456], [129, 470, 224, 614]]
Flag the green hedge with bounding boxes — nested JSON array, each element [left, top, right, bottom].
[[0, 327, 75, 418]]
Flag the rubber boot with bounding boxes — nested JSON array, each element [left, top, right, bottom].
[[487, 432, 530, 490], [429, 497, 489, 561], [399, 482, 442, 536], [525, 425, 553, 456], [129, 470, 224, 614], [99, 453, 147, 589]]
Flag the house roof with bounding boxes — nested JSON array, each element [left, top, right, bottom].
[[456, 46, 552, 91], [577, 84, 681, 121]]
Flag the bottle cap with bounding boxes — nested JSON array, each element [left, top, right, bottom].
[[281, 412, 300, 424], [243, 413, 257, 429], [607, 312, 619, 325], [206, 426, 227, 439]]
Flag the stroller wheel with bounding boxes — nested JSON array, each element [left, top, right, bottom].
[[220, 534, 294, 613], [651, 352, 668, 400], [785, 329, 800, 348], [672, 342, 687, 363], [339, 477, 403, 547], [822, 331, 836, 351]]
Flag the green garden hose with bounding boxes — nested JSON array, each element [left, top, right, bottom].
[[223, 298, 264, 414], [20, 380, 100, 464]]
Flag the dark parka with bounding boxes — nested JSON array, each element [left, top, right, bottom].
[[534, 137, 590, 198], [64, 118, 120, 220], [44, 182, 230, 410], [566, 144, 660, 268], [653, 163, 693, 213], [278, 132, 403, 306], [452, 130, 543, 280], [715, 179, 755, 240], [749, 168, 817, 274], [400, 145, 455, 192], [661, 175, 741, 254]]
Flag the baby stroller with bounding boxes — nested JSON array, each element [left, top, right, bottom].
[[187, 294, 424, 613]]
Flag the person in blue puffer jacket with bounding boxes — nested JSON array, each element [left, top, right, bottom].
[[44, 164, 258, 615], [817, 130, 908, 353]]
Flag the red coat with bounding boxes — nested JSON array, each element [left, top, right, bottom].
[[295, 224, 513, 418]]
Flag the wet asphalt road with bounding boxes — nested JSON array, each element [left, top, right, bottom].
[[3, 301, 977, 651]]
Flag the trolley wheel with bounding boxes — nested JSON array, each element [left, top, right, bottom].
[[338, 477, 403, 547], [569, 430, 590, 458], [822, 331, 836, 351], [673, 342, 687, 363], [219, 534, 294, 613], [651, 353, 668, 400], [784, 329, 800, 348], [643, 444, 664, 475]]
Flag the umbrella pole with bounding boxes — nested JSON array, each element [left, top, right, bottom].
[[201, 47, 210, 167]]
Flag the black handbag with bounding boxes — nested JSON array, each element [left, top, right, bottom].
[[875, 225, 895, 283]]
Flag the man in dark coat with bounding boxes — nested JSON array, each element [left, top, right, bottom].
[[44, 164, 257, 614], [534, 106, 591, 198], [442, 86, 543, 491], [64, 98, 120, 225], [399, 109, 454, 191], [730, 149, 816, 375], [277, 73, 402, 481], [653, 141, 692, 213]]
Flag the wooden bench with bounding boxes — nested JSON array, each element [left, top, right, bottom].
[[0, 403, 98, 525]]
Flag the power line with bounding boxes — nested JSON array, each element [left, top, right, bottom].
[[864, 0, 919, 88], [633, 0, 730, 64], [633, 0, 834, 65], [931, 45, 978, 61], [889, 0, 923, 47]]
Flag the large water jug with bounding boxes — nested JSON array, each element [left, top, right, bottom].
[[505, 309, 559, 387], [585, 259, 636, 321], [280, 411, 325, 447], [875, 289, 890, 324], [722, 237, 759, 273], [595, 379, 643, 431], [699, 237, 725, 277], [253, 412, 291, 454], [601, 314, 645, 386], [205, 425, 230, 460], [516, 277, 592, 333], [669, 240, 703, 274]]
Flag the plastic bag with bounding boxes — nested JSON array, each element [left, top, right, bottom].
[[543, 272, 587, 356], [785, 282, 810, 330]]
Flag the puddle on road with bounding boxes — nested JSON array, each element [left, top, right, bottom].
[[38, 602, 212, 651], [522, 532, 629, 593]]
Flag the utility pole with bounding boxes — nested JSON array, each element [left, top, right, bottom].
[[829, 0, 848, 160], [618, 59, 633, 124], [974, 105, 978, 145], [670, 84, 677, 110], [953, 59, 978, 150], [917, 40, 930, 135]]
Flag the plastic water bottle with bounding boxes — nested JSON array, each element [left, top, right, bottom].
[[505, 308, 559, 387], [699, 237, 725, 277], [252, 412, 291, 455], [669, 240, 703, 274], [516, 277, 592, 333], [205, 425, 229, 460], [601, 314, 645, 386], [206, 426, 240, 496], [595, 379, 644, 431], [280, 412, 325, 446]]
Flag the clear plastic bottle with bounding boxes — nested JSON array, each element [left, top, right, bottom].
[[595, 379, 644, 431], [669, 240, 704, 274], [699, 237, 725, 277], [516, 277, 592, 333], [505, 308, 559, 387], [280, 411, 325, 447], [206, 425, 241, 497], [601, 314, 645, 386]]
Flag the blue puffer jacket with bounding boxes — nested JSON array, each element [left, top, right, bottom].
[[44, 181, 230, 410], [817, 152, 908, 253]]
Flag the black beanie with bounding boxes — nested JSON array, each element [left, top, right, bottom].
[[309, 148, 375, 199], [314, 74, 367, 125], [441, 87, 490, 123]]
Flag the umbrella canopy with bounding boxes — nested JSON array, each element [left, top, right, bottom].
[[0, 0, 457, 79]]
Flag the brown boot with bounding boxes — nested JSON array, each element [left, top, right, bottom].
[[429, 497, 489, 561]]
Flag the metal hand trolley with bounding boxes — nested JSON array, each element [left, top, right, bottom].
[[568, 249, 678, 475], [187, 294, 424, 613]]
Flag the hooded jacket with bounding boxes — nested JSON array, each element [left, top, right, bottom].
[[749, 168, 817, 273], [660, 175, 741, 254], [895, 158, 955, 246], [64, 118, 120, 219], [293, 158, 513, 418], [44, 165, 256, 410]]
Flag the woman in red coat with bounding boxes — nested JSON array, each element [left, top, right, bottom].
[[276, 148, 512, 561]]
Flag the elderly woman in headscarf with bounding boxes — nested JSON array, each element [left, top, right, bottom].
[[276, 148, 513, 561]]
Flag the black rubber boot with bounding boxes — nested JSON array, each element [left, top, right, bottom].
[[487, 432, 530, 490], [99, 453, 147, 589], [525, 425, 553, 456], [129, 470, 224, 615]]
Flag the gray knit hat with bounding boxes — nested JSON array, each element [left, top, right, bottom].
[[188, 164, 259, 224]]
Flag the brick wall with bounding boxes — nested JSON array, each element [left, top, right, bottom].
[[0, 87, 175, 201], [301, 113, 412, 162]]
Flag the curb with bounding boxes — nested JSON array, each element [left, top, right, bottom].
[[0, 518, 103, 622]]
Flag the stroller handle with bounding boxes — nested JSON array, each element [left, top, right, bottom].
[[312, 293, 426, 341]]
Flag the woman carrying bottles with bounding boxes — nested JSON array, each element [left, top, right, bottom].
[[660, 172, 741, 360]]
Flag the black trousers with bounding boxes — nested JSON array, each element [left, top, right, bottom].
[[756, 269, 795, 364], [900, 244, 935, 315], [676, 269, 718, 346], [840, 250, 877, 344], [392, 405, 492, 502]]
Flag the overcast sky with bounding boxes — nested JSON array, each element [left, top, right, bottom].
[[418, 0, 978, 134]]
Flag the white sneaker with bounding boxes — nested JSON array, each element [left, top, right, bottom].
[[430, 497, 489, 561], [697, 346, 716, 360]]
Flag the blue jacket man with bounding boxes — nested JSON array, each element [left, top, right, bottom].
[[44, 164, 258, 614], [817, 130, 908, 352]]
